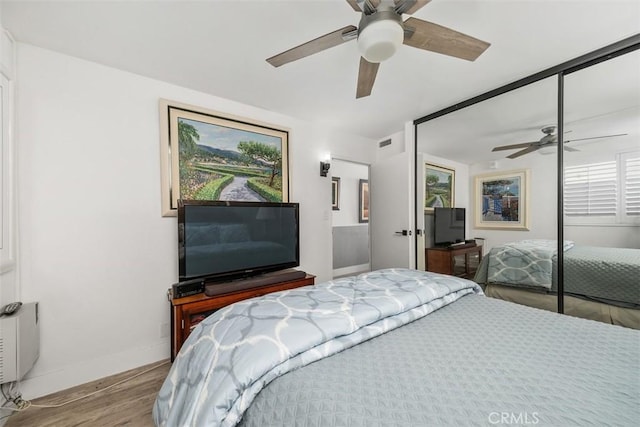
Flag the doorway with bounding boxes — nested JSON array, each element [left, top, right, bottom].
[[331, 159, 371, 278]]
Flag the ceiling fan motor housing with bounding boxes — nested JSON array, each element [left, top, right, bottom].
[[357, 10, 404, 63]]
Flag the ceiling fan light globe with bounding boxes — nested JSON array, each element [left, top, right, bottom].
[[357, 19, 404, 63]]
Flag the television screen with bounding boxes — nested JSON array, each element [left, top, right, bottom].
[[178, 200, 300, 282], [433, 207, 465, 246]]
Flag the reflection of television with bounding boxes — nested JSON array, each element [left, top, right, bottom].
[[178, 200, 300, 283], [433, 207, 465, 246]]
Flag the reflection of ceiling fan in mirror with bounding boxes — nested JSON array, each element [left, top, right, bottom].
[[266, 0, 490, 98], [491, 125, 628, 159]]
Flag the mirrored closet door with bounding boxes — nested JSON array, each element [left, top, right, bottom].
[[414, 35, 639, 327], [561, 49, 640, 327], [416, 76, 559, 309]]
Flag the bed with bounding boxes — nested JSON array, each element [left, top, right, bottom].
[[153, 268, 640, 426], [473, 240, 640, 329]]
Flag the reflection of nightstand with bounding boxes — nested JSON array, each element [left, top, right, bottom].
[[426, 244, 482, 279], [168, 274, 315, 361]]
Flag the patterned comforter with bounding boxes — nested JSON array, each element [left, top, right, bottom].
[[477, 243, 640, 307], [487, 240, 574, 289], [240, 293, 639, 426], [153, 268, 481, 426]]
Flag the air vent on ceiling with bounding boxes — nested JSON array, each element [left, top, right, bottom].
[[379, 139, 392, 148]]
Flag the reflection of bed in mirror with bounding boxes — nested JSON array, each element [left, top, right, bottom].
[[474, 240, 640, 329]]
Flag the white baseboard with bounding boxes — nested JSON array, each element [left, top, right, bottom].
[[18, 339, 170, 400]]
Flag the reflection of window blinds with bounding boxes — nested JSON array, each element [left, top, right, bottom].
[[564, 161, 617, 216], [624, 156, 640, 216]]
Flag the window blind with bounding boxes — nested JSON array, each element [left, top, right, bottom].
[[624, 156, 640, 216], [564, 161, 617, 217]]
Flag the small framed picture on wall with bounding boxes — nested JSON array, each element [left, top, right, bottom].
[[359, 179, 369, 223], [332, 177, 340, 210]]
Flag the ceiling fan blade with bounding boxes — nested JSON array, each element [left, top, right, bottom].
[[507, 146, 541, 159], [356, 57, 380, 99], [395, 0, 431, 15], [492, 142, 537, 152], [345, 0, 380, 13], [539, 146, 580, 155], [403, 17, 490, 61], [345, 0, 362, 11], [564, 133, 627, 143], [266, 25, 357, 67]]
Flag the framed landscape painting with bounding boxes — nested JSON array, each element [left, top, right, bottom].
[[424, 163, 454, 213], [159, 100, 289, 216], [474, 169, 530, 230]]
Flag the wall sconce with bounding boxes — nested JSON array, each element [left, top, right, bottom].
[[320, 161, 331, 177]]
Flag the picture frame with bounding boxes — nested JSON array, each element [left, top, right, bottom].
[[159, 99, 289, 217], [331, 177, 340, 210], [474, 169, 530, 230], [424, 163, 455, 213], [359, 179, 369, 223]]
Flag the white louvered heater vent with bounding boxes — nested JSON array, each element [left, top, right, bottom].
[[0, 302, 40, 384]]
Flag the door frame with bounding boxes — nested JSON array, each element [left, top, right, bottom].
[[331, 157, 372, 278]]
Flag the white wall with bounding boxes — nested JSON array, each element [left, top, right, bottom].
[[375, 132, 404, 161], [15, 43, 376, 398], [564, 225, 639, 248], [0, 19, 17, 305]]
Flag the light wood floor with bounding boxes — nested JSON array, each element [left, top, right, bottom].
[[5, 360, 170, 427]]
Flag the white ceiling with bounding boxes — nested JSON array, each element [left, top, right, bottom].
[[417, 50, 640, 164], [2, 0, 640, 149]]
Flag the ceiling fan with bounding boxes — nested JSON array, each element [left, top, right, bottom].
[[491, 125, 628, 159], [266, 0, 490, 98]]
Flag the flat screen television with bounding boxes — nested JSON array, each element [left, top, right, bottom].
[[178, 200, 300, 283], [433, 207, 466, 246]]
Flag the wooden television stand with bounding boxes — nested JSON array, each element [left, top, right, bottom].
[[168, 273, 315, 361], [425, 243, 482, 279]]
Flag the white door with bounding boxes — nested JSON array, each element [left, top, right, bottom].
[[370, 151, 413, 270]]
